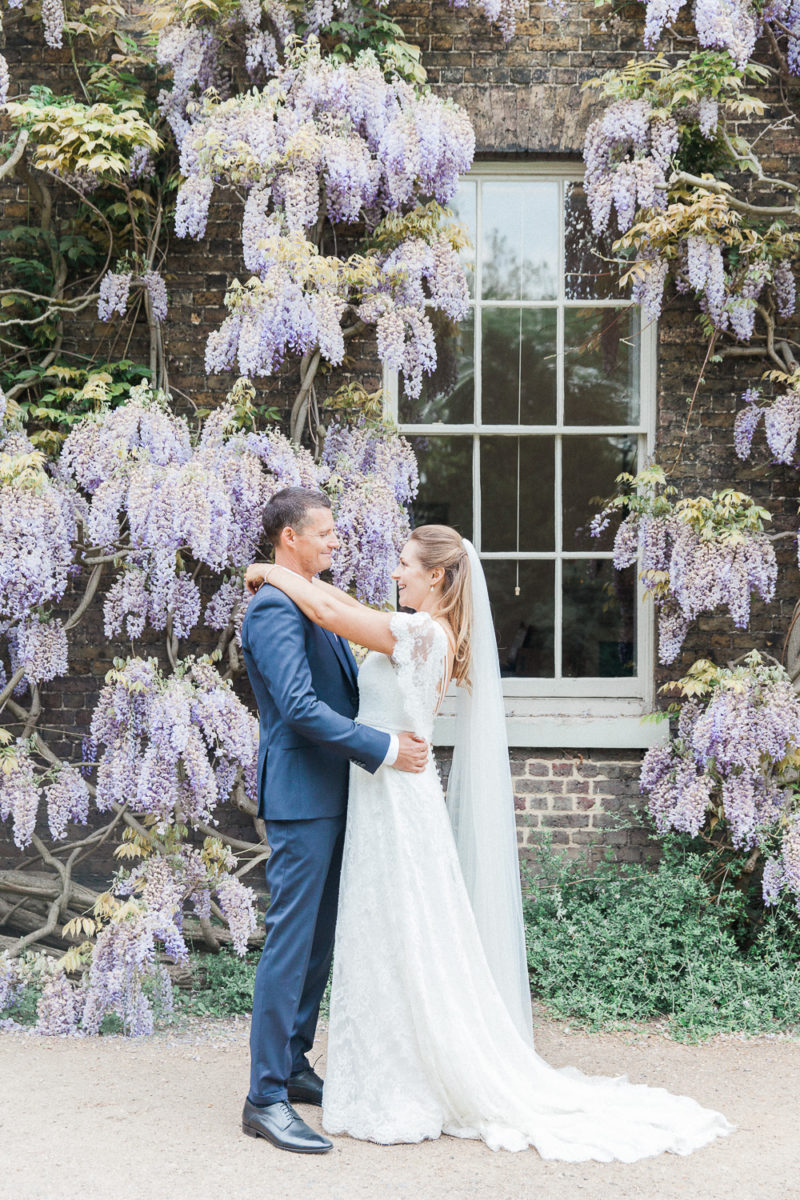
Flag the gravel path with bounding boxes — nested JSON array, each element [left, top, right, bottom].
[[1, 1007, 798, 1200]]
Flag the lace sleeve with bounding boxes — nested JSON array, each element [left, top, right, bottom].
[[389, 611, 448, 738]]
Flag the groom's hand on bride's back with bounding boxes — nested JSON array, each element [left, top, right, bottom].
[[393, 732, 428, 773]]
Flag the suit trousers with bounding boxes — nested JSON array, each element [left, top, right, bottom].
[[248, 814, 346, 1105]]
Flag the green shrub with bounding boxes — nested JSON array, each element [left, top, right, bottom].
[[177, 947, 261, 1018], [523, 839, 800, 1040]]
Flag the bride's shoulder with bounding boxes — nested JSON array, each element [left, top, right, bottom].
[[389, 610, 451, 654]]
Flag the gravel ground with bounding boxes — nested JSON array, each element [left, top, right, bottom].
[[1, 1006, 798, 1200]]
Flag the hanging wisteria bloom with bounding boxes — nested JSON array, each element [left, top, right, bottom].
[[142, 270, 168, 323], [734, 387, 800, 467], [0, 740, 42, 850], [0, 53, 9, 108], [584, 99, 676, 235], [595, 466, 776, 664], [640, 653, 800, 913], [81, 906, 171, 1036], [694, 0, 759, 69], [98, 270, 169, 324], [0, 442, 79, 626], [0, 954, 20, 1013], [97, 272, 132, 321], [44, 763, 90, 841], [36, 969, 82, 1036], [156, 22, 220, 146], [41, 0, 65, 49]]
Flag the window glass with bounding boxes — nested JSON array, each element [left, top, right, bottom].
[[481, 308, 557, 425], [481, 181, 559, 301], [480, 437, 555, 552], [562, 435, 638, 552], [483, 560, 555, 678], [564, 308, 640, 426], [407, 435, 472, 538], [562, 560, 637, 678], [564, 181, 621, 300], [399, 310, 474, 425]]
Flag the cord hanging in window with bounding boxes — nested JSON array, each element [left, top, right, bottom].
[[514, 302, 522, 597]]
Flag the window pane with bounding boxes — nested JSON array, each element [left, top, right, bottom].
[[399, 309, 474, 424], [481, 181, 559, 300], [481, 437, 554, 552], [564, 181, 623, 300], [564, 307, 640, 426], [449, 179, 477, 298], [562, 560, 636, 677], [562, 435, 638, 552], [481, 308, 556, 425], [407, 435, 472, 538], [483, 559, 555, 677]]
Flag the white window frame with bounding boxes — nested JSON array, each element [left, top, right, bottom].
[[385, 161, 663, 749]]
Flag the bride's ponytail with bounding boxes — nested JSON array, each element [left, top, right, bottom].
[[408, 525, 473, 688]]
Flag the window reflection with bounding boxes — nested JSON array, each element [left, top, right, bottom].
[[481, 437, 554, 552], [481, 181, 559, 301], [564, 308, 640, 426], [483, 560, 555, 677], [564, 182, 623, 300], [481, 308, 557, 425], [562, 435, 638, 552], [407, 435, 473, 538], [448, 180, 477, 298], [562, 560, 636, 677]]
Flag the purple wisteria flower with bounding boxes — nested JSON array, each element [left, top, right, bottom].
[[322, 423, 418, 602], [641, 654, 800, 913], [98, 272, 133, 321], [41, 0, 65, 49], [44, 763, 90, 841], [215, 875, 258, 956], [36, 970, 81, 1036], [0, 955, 21, 1013], [142, 270, 168, 323], [584, 99, 674, 236], [0, 54, 9, 107]]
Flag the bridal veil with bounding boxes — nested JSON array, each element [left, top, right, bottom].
[[445, 539, 534, 1045]]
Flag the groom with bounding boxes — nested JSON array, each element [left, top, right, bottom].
[[240, 486, 428, 1154]]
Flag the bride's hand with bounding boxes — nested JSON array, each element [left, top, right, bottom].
[[245, 563, 272, 595]]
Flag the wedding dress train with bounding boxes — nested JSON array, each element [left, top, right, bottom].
[[321, 611, 733, 1160]]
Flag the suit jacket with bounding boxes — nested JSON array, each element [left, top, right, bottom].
[[241, 585, 391, 820]]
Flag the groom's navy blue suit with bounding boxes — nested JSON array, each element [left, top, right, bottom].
[[241, 584, 390, 1105]]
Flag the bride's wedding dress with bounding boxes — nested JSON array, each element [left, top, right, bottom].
[[321, 610, 734, 1160]]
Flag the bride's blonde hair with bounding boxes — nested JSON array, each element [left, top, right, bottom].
[[408, 525, 472, 688]]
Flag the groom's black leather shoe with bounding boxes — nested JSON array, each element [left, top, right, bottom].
[[241, 1099, 332, 1153], [288, 1067, 324, 1107]]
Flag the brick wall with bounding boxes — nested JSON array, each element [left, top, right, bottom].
[[437, 748, 654, 866], [509, 751, 654, 864]]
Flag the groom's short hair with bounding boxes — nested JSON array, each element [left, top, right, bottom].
[[262, 486, 332, 545]]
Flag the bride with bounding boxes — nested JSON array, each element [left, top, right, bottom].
[[246, 524, 733, 1160]]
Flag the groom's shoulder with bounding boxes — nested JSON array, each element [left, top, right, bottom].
[[244, 585, 303, 623]]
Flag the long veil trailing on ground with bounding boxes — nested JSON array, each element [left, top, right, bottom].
[[445, 539, 534, 1046]]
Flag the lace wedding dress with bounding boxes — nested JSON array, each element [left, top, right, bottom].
[[321, 611, 734, 1160]]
